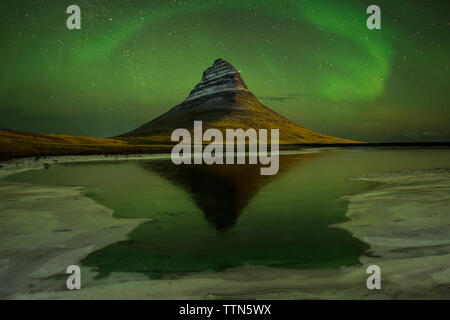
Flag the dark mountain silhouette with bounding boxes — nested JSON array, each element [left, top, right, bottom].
[[140, 152, 323, 231], [121, 59, 359, 144]]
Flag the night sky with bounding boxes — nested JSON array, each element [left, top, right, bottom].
[[1, 0, 449, 141]]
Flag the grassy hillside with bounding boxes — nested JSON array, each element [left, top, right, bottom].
[[0, 129, 172, 161], [122, 92, 362, 145], [0, 125, 364, 161]]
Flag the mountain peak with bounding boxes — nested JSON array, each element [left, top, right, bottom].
[[184, 59, 249, 103], [121, 59, 359, 144], [213, 58, 227, 65]]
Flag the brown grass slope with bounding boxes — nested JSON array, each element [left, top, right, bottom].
[[0, 129, 171, 161], [120, 90, 360, 145]]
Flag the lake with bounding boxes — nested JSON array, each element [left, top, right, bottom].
[[4, 148, 450, 278]]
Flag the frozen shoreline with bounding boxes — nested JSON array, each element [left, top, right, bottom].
[[0, 155, 163, 298], [0, 154, 171, 179], [0, 149, 328, 179], [0, 155, 449, 299]]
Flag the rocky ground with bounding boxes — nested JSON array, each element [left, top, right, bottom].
[[0, 156, 448, 299]]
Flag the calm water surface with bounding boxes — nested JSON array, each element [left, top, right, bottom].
[[5, 148, 450, 277]]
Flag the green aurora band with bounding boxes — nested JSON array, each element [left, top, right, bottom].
[[1, 0, 448, 141]]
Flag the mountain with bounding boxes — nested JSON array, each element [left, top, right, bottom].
[[121, 59, 359, 144]]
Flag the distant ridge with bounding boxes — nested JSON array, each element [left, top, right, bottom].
[[121, 59, 360, 144]]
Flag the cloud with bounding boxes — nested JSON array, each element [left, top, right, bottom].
[[259, 93, 303, 103]]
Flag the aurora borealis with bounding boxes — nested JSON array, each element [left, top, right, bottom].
[[1, 0, 449, 141]]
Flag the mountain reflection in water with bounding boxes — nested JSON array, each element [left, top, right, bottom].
[[140, 153, 319, 231]]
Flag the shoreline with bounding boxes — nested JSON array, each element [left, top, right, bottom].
[[0, 149, 332, 179], [1, 142, 449, 163], [0, 155, 449, 299], [0, 154, 170, 179]]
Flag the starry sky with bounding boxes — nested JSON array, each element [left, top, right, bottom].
[[1, 0, 449, 141]]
